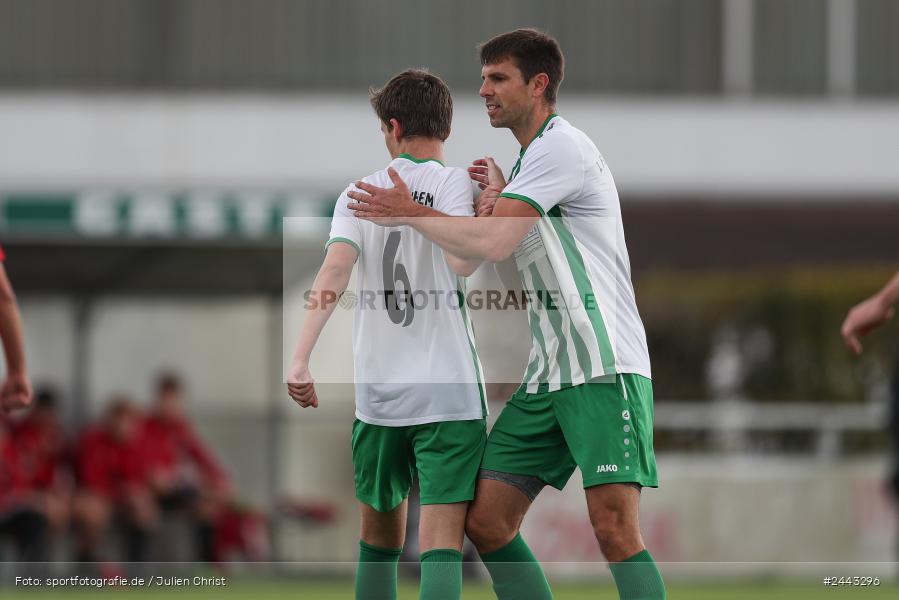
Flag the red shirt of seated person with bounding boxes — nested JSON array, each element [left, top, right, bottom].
[[10, 389, 68, 493], [0, 422, 30, 513], [140, 374, 230, 496], [76, 399, 149, 502]]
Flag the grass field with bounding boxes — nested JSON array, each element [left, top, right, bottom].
[[3, 580, 898, 599]]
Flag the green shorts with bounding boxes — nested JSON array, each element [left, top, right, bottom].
[[352, 418, 486, 513], [482, 374, 658, 490]]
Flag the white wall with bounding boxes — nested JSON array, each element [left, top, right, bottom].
[[86, 297, 272, 410], [13, 295, 272, 416], [527, 456, 897, 577], [1, 94, 898, 197]]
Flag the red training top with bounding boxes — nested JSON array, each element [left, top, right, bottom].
[[141, 415, 229, 490], [76, 425, 148, 501]]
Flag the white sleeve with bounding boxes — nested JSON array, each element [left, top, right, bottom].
[[326, 186, 363, 254], [499, 134, 584, 216], [437, 168, 476, 217]]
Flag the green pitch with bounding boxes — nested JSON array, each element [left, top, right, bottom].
[[3, 580, 898, 599]]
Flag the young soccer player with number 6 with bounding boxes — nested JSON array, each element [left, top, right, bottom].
[[287, 70, 487, 600]]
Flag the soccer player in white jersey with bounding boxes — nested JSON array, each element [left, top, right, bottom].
[[348, 30, 666, 600], [287, 70, 486, 600]]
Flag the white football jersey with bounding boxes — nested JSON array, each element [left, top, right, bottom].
[[328, 154, 487, 426], [499, 115, 651, 393]]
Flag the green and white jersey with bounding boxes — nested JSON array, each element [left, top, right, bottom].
[[328, 154, 487, 426], [499, 115, 651, 393]]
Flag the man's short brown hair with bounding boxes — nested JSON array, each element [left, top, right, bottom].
[[370, 69, 453, 141], [479, 28, 565, 105], [156, 371, 183, 395]]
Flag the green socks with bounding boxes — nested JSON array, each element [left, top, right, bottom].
[[479, 533, 553, 599], [608, 549, 666, 599], [419, 548, 463, 600], [356, 538, 662, 600], [355, 540, 402, 600], [356, 542, 462, 600]]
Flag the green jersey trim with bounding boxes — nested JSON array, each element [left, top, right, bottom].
[[547, 206, 616, 373], [499, 193, 545, 216], [527, 113, 558, 149], [398, 153, 445, 167], [508, 113, 558, 182], [324, 236, 361, 254]]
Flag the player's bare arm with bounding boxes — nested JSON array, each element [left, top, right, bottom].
[[841, 269, 899, 354], [348, 167, 539, 262], [287, 242, 357, 408], [445, 254, 482, 278], [0, 263, 32, 412]]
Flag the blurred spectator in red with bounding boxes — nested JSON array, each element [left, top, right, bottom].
[[0, 388, 71, 562], [142, 372, 232, 562], [0, 417, 47, 562], [71, 397, 157, 563]]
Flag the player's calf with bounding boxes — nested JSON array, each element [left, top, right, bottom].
[[587, 485, 665, 599], [464, 478, 552, 600]]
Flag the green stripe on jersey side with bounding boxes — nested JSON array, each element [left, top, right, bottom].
[[529, 262, 571, 389], [536, 228, 594, 384], [547, 206, 616, 373], [519, 264, 541, 389], [522, 349, 541, 389], [526, 282, 552, 390], [499, 193, 545, 217], [324, 236, 361, 254], [566, 312, 593, 385], [521, 267, 550, 392], [456, 286, 487, 416]]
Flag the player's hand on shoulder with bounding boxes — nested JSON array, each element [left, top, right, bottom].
[[1, 371, 33, 412], [468, 157, 506, 191], [841, 293, 895, 355], [470, 157, 506, 217], [347, 168, 416, 226], [287, 362, 319, 408]]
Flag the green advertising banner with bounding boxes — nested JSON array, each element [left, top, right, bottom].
[[0, 191, 335, 240]]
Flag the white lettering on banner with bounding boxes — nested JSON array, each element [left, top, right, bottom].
[[5, 191, 332, 239], [76, 191, 119, 236], [236, 194, 273, 237], [131, 192, 175, 235], [187, 192, 228, 237]]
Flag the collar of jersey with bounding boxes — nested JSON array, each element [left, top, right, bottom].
[[397, 153, 445, 167], [519, 113, 559, 156]]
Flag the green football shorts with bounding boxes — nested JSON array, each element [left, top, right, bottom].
[[482, 374, 658, 490], [351, 418, 487, 513]]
